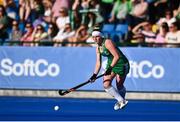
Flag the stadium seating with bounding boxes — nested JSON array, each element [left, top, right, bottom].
[[101, 24, 129, 43], [101, 24, 115, 38], [115, 24, 128, 35]]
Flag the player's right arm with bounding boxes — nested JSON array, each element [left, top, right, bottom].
[[89, 47, 101, 82]]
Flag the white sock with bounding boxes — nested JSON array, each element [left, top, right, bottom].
[[105, 86, 124, 102]]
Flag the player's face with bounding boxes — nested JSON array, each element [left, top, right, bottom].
[[93, 36, 102, 45]]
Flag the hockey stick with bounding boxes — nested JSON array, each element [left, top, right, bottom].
[[58, 74, 104, 96]]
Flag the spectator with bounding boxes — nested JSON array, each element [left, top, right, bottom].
[[52, 0, 70, 18], [101, 0, 114, 22], [31, 24, 48, 46], [19, 0, 32, 22], [147, 0, 168, 22], [153, 22, 169, 47], [86, 12, 96, 29], [126, 0, 149, 30], [72, 0, 82, 28], [33, 16, 47, 29], [55, 7, 70, 33], [42, 0, 53, 23], [3, 0, 18, 20], [174, 3, 180, 21], [81, 0, 91, 9], [78, 0, 91, 25], [157, 9, 176, 27], [89, 0, 104, 25], [168, 0, 180, 13], [72, 0, 103, 29], [53, 23, 75, 47], [72, 0, 80, 11], [108, 0, 132, 24], [0, 0, 179, 47], [9, 20, 22, 45], [47, 23, 58, 42], [132, 21, 156, 44], [30, 0, 44, 22], [0, 5, 9, 45], [165, 21, 180, 47], [20, 22, 34, 46], [68, 24, 89, 47]]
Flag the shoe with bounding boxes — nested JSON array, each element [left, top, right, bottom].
[[114, 100, 128, 110]]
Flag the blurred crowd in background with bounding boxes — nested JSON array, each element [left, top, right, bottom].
[[0, 0, 179, 47]]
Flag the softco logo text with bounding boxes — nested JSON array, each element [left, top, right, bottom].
[[0, 58, 60, 77], [102, 60, 165, 79], [128, 60, 164, 79]]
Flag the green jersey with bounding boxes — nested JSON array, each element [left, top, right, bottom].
[[98, 39, 129, 76]]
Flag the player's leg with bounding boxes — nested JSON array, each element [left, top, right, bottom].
[[116, 75, 127, 99], [116, 63, 130, 99], [114, 75, 128, 110], [114, 63, 130, 110], [103, 72, 125, 110]]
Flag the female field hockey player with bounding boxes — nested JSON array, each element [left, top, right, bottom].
[[89, 30, 130, 110]]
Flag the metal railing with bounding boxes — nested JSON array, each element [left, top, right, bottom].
[[1, 40, 180, 47]]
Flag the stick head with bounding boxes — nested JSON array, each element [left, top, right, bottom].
[[58, 90, 65, 96]]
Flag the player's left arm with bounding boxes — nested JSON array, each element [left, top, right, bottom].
[[105, 39, 120, 67]]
